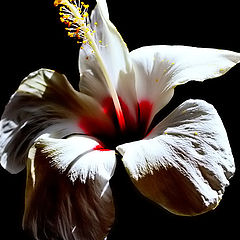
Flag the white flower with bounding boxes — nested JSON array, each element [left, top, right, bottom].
[[1, 0, 239, 239]]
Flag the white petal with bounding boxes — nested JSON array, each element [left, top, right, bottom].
[[96, 0, 109, 19], [79, 0, 131, 88], [117, 99, 235, 216], [79, 0, 138, 126], [23, 134, 116, 240], [36, 134, 116, 183], [0, 69, 114, 174], [130, 45, 240, 128]]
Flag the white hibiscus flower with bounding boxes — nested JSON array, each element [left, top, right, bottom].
[[1, 0, 239, 239]]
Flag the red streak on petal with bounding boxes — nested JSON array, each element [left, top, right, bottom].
[[93, 144, 110, 151], [102, 96, 138, 131], [102, 97, 115, 116], [119, 97, 137, 130], [78, 117, 114, 137], [116, 108, 126, 131], [102, 96, 126, 131], [138, 100, 153, 133]]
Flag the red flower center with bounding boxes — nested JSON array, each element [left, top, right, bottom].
[[78, 97, 153, 149]]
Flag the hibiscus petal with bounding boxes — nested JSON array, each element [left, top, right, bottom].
[[79, 0, 131, 89], [131, 45, 240, 129], [117, 99, 235, 216], [0, 68, 114, 174], [79, 0, 138, 126], [23, 134, 116, 240]]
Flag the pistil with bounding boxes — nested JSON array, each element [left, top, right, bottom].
[[54, 0, 126, 131]]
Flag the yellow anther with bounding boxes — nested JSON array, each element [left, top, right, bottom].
[[54, 0, 67, 7], [68, 32, 74, 37], [94, 22, 98, 25], [194, 132, 198, 136], [83, 12, 88, 18], [99, 40, 102, 43], [55, 0, 93, 43], [219, 68, 227, 74]]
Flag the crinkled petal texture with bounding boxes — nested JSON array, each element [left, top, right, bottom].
[[130, 45, 240, 130], [24, 134, 116, 240], [117, 99, 235, 216], [0, 68, 114, 173], [0, 68, 116, 239]]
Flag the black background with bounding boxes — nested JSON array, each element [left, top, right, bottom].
[[1, 1, 240, 239]]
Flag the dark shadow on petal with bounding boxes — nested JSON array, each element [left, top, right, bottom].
[[23, 148, 115, 240], [65, 149, 94, 174]]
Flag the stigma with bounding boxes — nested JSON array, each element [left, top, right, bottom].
[[54, 0, 92, 45]]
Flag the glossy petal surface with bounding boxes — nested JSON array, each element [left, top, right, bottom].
[[131, 45, 240, 128]]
